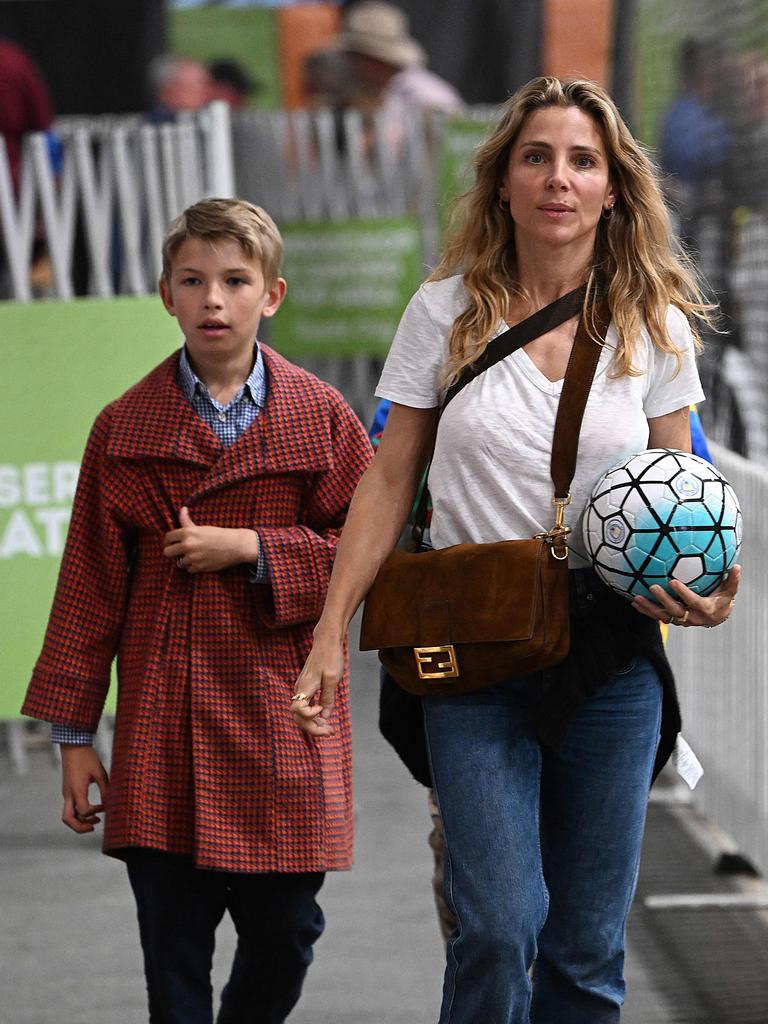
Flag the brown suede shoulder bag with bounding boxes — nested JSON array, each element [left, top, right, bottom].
[[359, 287, 609, 697]]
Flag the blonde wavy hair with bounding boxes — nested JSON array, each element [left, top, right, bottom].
[[432, 76, 712, 382]]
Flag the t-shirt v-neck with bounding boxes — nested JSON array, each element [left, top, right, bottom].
[[513, 329, 615, 395], [517, 342, 565, 395], [491, 318, 571, 397]]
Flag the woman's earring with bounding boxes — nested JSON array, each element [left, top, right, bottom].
[[602, 203, 614, 220], [498, 196, 510, 212]]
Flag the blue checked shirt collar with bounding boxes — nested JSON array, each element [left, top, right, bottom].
[[178, 342, 266, 410]]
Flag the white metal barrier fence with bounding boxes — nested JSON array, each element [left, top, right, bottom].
[[667, 441, 768, 874], [5, 101, 767, 460], [0, 104, 502, 302], [230, 106, 441, 262], [0, 102, 234, 302], [0, 104, 459, 419]]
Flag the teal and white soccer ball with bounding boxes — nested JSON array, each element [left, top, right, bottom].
[[582, 449, 742, 600]]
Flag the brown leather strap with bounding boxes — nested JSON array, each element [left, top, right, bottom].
[[550, 303, 610, 499]]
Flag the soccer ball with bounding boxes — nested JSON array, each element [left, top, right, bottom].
[[582, 449, 742, 600]]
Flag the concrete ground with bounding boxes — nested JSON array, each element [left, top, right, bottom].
[[2, 618, 767, 1024]]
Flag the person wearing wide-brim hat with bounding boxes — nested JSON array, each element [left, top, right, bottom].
[[336, 0, 464, 116], [339, 0, 427, 70]]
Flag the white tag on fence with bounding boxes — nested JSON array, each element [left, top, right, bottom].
[[672, 734, 704, 790]]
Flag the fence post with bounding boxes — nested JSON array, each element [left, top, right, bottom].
[[72, 129, 114, 298], [6, 722, 29, 775], [0, 136, 34, 301], [201, 100, 235, 199], [29, 133, 74, 300], [610, 0, 638, 126], [112, 128, 148, 295], [139, 125, 166, 283]]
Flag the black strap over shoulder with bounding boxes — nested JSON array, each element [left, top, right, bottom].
[[441, 284, 587, 411], [410, 284, 607, 542]]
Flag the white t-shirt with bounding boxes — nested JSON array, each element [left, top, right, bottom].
[[375, 275, 706, 567]]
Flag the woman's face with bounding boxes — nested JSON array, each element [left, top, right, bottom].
[[499, 105, 616, 256]]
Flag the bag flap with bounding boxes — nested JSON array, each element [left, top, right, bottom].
[[360, 538, 547, 651]]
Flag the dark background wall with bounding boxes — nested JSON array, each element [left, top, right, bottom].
[[0, 0, 544, 116], [400, 0, 543, 104], [0, 0, 166, 115]]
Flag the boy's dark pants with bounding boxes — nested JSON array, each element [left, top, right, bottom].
[[125, 849, 325, 1024]]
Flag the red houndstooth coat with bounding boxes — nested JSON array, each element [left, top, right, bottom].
[[23, 345, 373, 873]]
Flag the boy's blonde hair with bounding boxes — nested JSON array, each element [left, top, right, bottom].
[[161, 198, 284, 285]]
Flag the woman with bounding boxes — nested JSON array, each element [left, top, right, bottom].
[[291, 77, 740, 1023]]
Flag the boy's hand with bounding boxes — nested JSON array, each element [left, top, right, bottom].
[[61, 745, 109, 834], [163, 506, 260, 573]]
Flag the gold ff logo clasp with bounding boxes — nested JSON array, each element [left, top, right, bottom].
[[414, 645, 460, 680]]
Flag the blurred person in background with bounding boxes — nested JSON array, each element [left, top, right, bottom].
[[658, 38, 732, 313], [303, 1, 464, 158], [0, 37, 55, 297], [658, 37, 730, 250], [716, 49, 768, 406], [721, 49, 768, 212], [0, 36, 53, 194], [336, 0, 464, 119], [303, 46, 354, 111], [208, 58, 261, 110], [147, 54, 212, 123]]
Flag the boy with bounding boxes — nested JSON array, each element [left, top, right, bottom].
[[22, 198, 372, 1024]]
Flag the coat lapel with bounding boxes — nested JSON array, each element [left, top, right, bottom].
[[107, 353, 223, 468], [189, 346, 334, 500], [105, 347, 335, 500]]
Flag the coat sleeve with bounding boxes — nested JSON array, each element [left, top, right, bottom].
[[21, 407, 132, 730], [253, 388, 373, 629]]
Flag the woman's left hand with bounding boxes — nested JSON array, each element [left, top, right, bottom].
[[631, 564, 741, 628]]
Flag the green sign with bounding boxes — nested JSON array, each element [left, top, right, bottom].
[[0, 297, 182, 720], [273, 217, 423, 356], [438, 117, 493, 239]]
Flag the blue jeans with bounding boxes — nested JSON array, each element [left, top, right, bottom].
[[125, 849, 325, 1024], [423, 656, 662, 1024]]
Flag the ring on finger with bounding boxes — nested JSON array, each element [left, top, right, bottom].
[[177, 556, 185, 569], [670, 609, 690, 627], [291, 692, 309, 705]]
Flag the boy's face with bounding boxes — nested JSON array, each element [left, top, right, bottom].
[[160, 236, 286, 368]]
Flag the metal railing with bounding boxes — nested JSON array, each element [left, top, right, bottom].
[[0, 102, 234, 302], [667, 441, 768, 874], [0, 104, 448, 422], [230, 106, 443, 265]]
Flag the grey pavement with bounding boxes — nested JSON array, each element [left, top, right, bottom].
[[2, 616, 768, 1023]]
